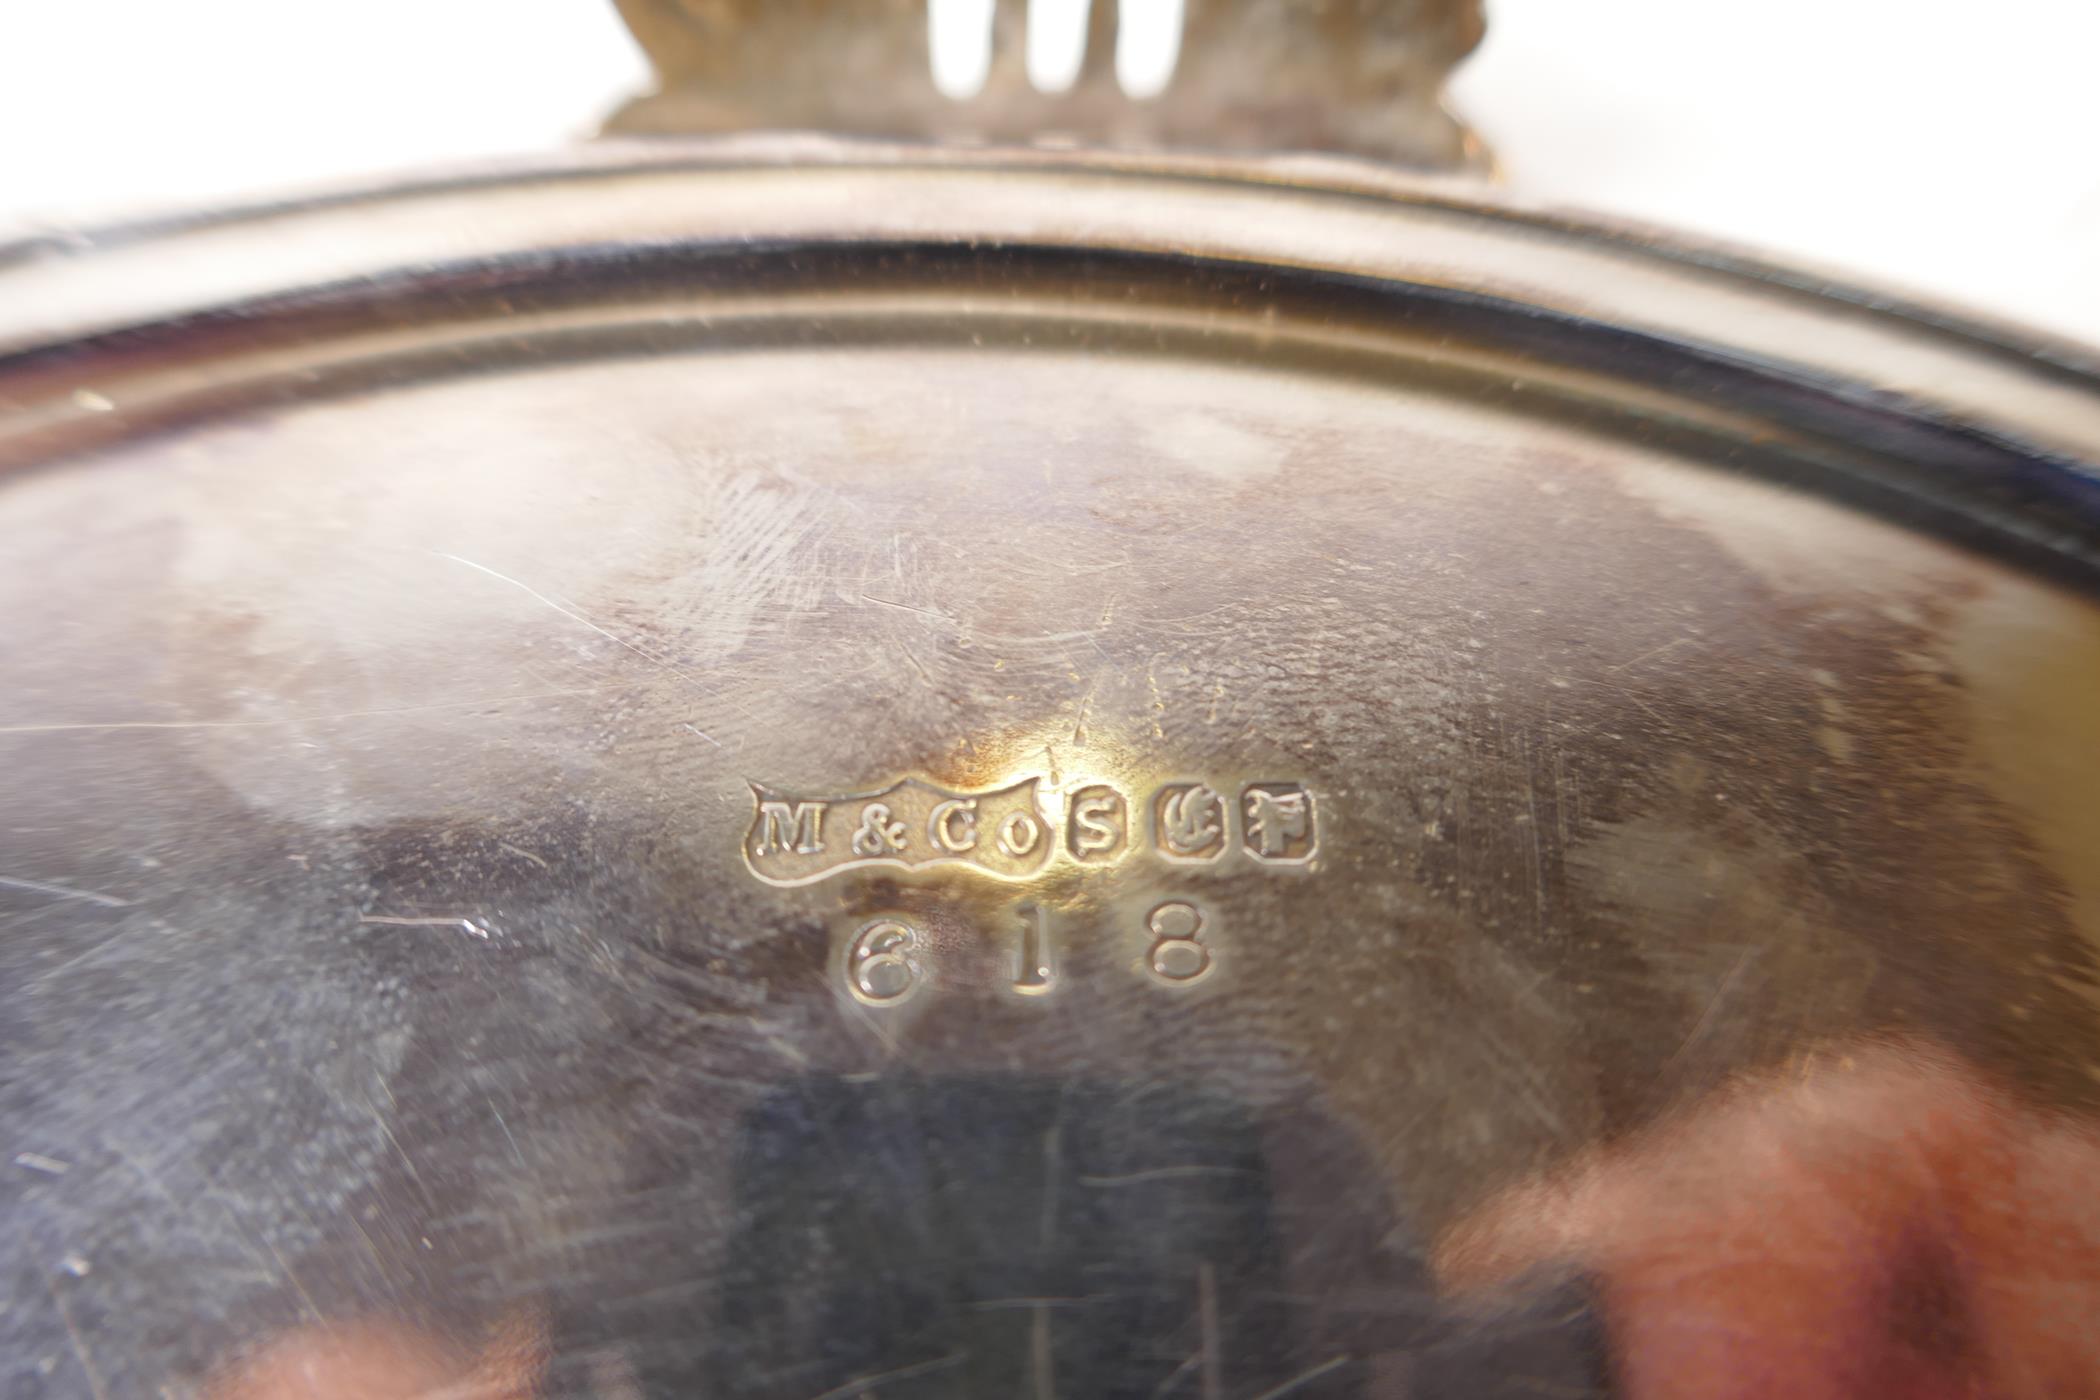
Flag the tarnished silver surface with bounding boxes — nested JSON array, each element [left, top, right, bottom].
[[4, 144, 2100, 1396]]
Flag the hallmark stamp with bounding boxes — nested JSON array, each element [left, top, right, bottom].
[[746, 776, 1051, 886], [748, 772, 1319, 883], [1241, 783, 1317, 863], [1152, 783, 1227, 863], [1066, 784, 1129, 863]]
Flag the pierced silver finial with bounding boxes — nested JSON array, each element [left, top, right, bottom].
[[607, 0, 1486, 170]]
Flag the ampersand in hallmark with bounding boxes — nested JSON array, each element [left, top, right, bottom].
[[1145, 901, 1212, 984], [851, 802, 910, 857]]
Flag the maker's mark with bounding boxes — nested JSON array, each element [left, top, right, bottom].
[[746, 776, 1050, 886]]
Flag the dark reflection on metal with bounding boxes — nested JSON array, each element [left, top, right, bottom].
[[565, 1073, 1606, 1397]]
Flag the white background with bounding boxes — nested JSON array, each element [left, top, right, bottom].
[[1, 0, 2095, 344]]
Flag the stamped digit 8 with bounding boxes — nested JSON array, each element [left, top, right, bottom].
[[846, 918, 922, 1004], [1146, 901, 1212, 984]]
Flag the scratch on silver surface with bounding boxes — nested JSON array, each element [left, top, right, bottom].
[[802, 1351, 967, 1400], [359, 914, 493, 941], [0, 682, 637, 736], [1079, 1166, 1249, 1187], [437, 551, 708, 690], [1198, 1260, 1221, 1400], [1246, 1355, 1350, 1400], [48, 1279, 110, 1400], [0, 874, 130, 908], [497, 841, 551, 870]]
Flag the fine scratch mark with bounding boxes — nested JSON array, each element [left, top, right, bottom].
[[108, 1141, 279, 1290], [1608, 636, 1694, 674], [33, 930, 133, 987], [497, 841, 550, 870], [833, 967, 903, 1057], [1151, 1352, 1200, 1399], [1198, 1261, 1221, 1400], [860, 593, 940, 620], [436, 552, 702, 685], [14, 1152, 70, 1175], [1032, 1301, 1057, 1400], [1246, 1356, 1350, 1400], [367, 1096, 434, 1208], [360, 914, 491, 941], [258, 1235, 324, 1323], [802, 1352, 966, 1400], [492, 1106, 526, 1167], [1040, 1107, 1066, 1251], [1663, 948, 1756, 1074], [1553, 748, 1570, 847], [760, 1031, 810, 1067], [898, 643, 936, 690], [682, 722, 726, 751], [0, 682, 633, 736], [1521, 735, 1546, 928], [0, 900, 76, 939], [1071, 674, 1100, 747], [1079, 1166, 1250, 1187], [0, 875, 129, 909], [48, 1279, 111, 1400]]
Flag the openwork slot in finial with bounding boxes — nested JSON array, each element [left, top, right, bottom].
[[608, 0, 1486, 170]]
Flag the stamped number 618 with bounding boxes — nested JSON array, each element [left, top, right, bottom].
[[843, 900, 1212, 1005]]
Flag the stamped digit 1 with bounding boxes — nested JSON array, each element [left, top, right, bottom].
[[1146, 901, 1212, 984], [1012, 904, 1054, 996], [846, 918, 922, 1005]]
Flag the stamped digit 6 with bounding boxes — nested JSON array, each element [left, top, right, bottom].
[[846, 917, 922, 1004], [1145, 901, 1212, 984]]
